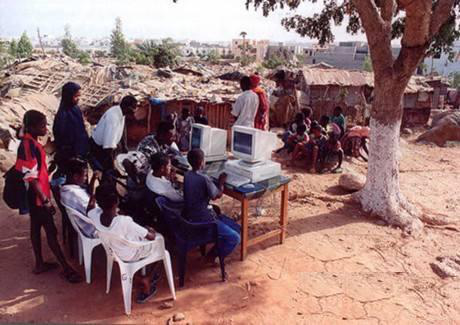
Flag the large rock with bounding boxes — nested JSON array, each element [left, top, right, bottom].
[[417, 111, 460, 146], [339, 172, 366, 192]]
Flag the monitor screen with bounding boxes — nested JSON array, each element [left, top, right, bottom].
[[191, 127, 202, 149], [233, 131, 252, 155]]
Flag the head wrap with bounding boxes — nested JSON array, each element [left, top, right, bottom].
[[59, 82, 81, 110], [249, 74, 261, 89]]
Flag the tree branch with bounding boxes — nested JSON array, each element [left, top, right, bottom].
[[381, 0, 396, 22], [352, 0, 394, 75], [430, 0, 456, 38]]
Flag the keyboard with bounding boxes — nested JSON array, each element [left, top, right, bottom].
[[224, 173, 251, 188]]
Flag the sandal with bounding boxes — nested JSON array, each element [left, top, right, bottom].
[[33, 262, 59, 275], [137, 285, 157, 304], [61, 269, 83, 284]]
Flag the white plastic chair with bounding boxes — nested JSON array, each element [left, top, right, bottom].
[[95, 226, 176, 315], [61, 204, 102, 284]]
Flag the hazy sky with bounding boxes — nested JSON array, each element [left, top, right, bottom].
[[0, 0, 366, 42]]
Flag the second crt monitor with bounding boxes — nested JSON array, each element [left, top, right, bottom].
[[190, 123, 227, 162], [232, 126, 277, 163]]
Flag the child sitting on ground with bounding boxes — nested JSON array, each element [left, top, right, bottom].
[[288, 124, 311, 162], [301, 107, 313, 129], [184, 149, 241, 270], [89, 184, 160, 303], [176, 108, 194, 152], [60, 158, 100, 238], [330, 106, 346, 137], [277, 112, 307, 154], [341, 125, 370, 161], [146, 152, 183, 203]]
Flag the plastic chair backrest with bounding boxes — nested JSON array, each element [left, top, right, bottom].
[[62, 204, 96, 238]]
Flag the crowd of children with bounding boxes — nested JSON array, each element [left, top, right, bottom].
[[278, 106, 369, 174]]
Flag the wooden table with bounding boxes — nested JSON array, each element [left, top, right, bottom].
[[174, 160, 291, 261], [222, 177, 290, 261]]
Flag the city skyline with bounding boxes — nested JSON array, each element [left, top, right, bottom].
[[0, 0, 367, 43]]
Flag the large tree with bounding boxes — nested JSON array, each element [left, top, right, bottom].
[[246, 0, 460, 233], [175, 0, 460, 233]]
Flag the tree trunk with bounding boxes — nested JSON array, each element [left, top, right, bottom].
[[354, 79, 424, 234]]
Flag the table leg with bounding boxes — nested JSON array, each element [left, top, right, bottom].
[[240, 198, 249, 261], [280, 184, 289, 244]]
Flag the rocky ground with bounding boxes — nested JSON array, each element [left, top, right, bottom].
[[0, 134, 459, 324]]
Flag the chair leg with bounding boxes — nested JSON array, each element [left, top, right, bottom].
[[199, 245, 207, 257], [82, 242, 93, 284], [178, 250, 187, 288], [78, 236, 83, 266], [219, 255, 226, 282], [120, 272, 134, 315], [163, 251, 176, 300], [141, 266, 146, 276], [106, 256, 114, 294]]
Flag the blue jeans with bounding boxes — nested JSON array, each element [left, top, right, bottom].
[[216, 216, 241, 258]]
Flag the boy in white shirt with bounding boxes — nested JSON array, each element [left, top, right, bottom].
[[89, 184, 160, 303], [231, 76, 259, 128], [146, 152, 183, 203], [60, 159, 100, 238]]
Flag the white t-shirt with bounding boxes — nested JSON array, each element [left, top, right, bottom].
[[60, 184, 98, 238], [91, 105, 125, 149], [146, 172, 183, 202], [231, 90, 259, 128], [89, 208, 149, 262]]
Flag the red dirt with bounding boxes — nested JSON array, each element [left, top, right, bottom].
[[1, 135, 459, 324]]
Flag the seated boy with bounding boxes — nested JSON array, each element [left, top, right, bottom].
[[60, 159, 100, 238], [277, 112, 306, 154], [183, 149, 241, 266], [89, 184, 160, 303], [301, 107, 313, 129], [341, 125, 370, 161], [303, 124, 328, 173], [288, 124, 311, 164], [146, 152, 183, 203]]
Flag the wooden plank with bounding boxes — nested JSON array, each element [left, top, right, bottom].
[[240, 198, 249, 261], [247, 229, 282, 247]]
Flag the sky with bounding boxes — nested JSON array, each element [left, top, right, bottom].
[[0, 0, 366, 43]]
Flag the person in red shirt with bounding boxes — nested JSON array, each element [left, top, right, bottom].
[[250, 74, 270, 131], [16, 110, 81, 283]]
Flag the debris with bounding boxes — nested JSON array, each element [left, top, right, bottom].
[[417, 111, 460, 146], [338, 172, 366, 192], [173, 313, 186, 322], [160, 301, 174, 309], [218, 71, 245, 81], [430, 255, 460, 278]]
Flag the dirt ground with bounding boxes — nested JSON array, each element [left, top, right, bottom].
[[0, 134, 459, 324]]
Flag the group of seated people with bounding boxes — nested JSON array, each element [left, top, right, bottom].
[[278, 106, 370, 173], [16, 81, 239, 305]]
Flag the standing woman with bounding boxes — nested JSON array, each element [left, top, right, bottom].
[[53, 82, 89, 175]]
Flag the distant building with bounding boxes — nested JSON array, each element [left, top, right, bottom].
[[423, 42, 460, 76], [302, 42, 370, 70], [231, 39, 269, 62], [265, 42, 303, 61]]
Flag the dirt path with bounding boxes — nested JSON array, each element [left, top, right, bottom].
[[0, 138, 459, 324]]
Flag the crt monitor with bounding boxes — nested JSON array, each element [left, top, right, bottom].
[[231, 126, 277, 163], [190, 124, 227, 159]]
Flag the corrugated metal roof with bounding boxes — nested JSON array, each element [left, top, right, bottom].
[[300, 68, 373, 87]]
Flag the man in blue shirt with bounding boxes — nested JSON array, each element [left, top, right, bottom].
[[183, 149, 240, 260]]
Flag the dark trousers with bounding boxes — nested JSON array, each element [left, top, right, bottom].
[[29, 200, 68, 268]]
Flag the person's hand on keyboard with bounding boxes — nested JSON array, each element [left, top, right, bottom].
[[218, 172, 227, 187]]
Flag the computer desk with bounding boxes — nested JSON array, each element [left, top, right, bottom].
[[175, 160, 291, 261]]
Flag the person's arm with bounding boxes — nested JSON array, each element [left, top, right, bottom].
[[86, 171, 101, 213], [211, 173, 226, 200], [30, 180, 55, 213], [145, 226, 156, 240]]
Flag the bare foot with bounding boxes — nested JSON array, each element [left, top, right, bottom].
[[32, 262, 59, 274]]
